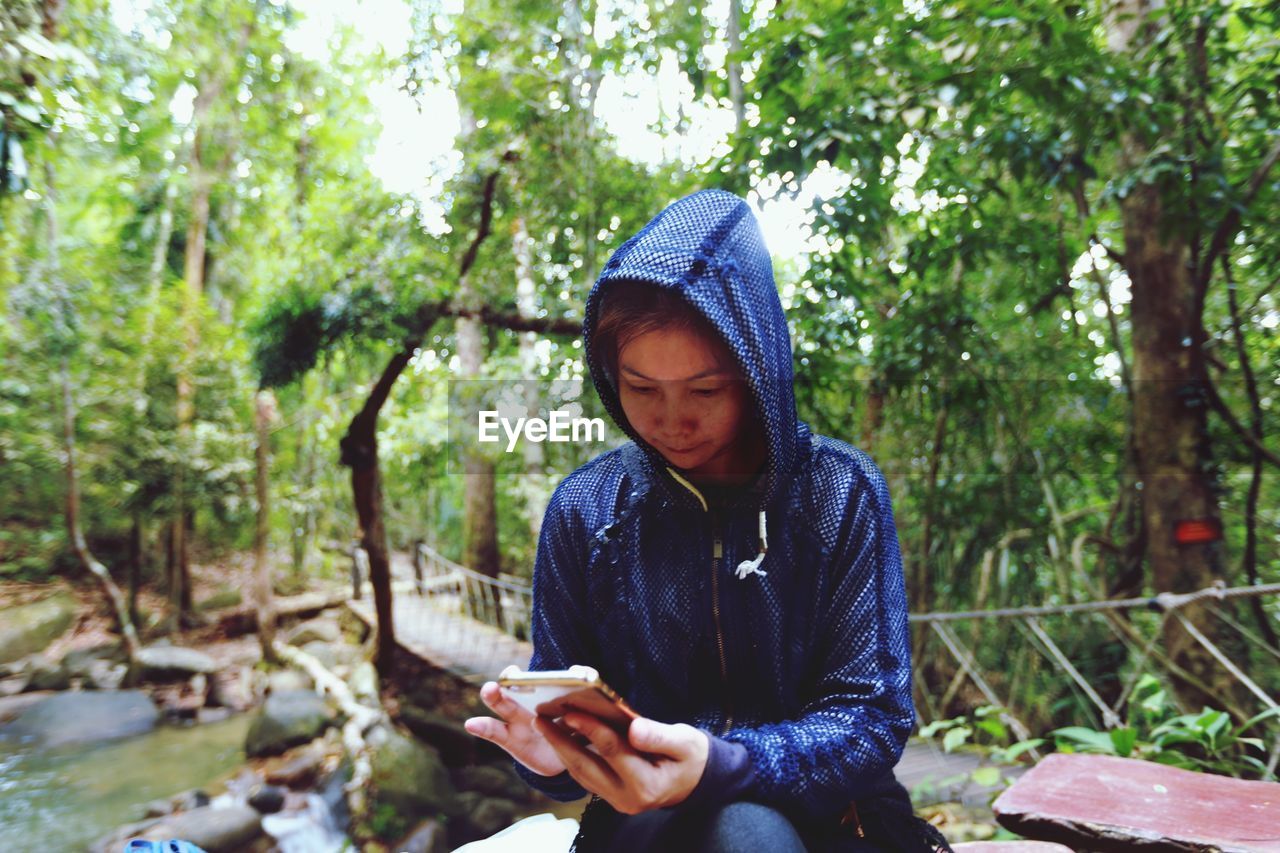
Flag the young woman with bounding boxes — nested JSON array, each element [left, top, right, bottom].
[[464, 189, 948, 852]]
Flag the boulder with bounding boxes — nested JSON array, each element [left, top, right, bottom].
[[263, 743, 326, 788], [266, 669, 312, 695], [0, 592, 76, 665], [399, 705, 480, 767], [84, 658, 128, 690], [451, 764, 533, 803], [453, 792, 522, 845], [0, 689, 159, 747], [350, 660, 379, 704], [132, 645, 219, 682], [367, 726, 460, 823], [24, 653, 70, 691], [244, 689, 333, 757], [248, 783, 287, 814], [0, 690, 53, 725], [141, 804, 265, 852], [396, 818, 450, 853], [284, 618, 340, 647], [61, 641, 125, 677]]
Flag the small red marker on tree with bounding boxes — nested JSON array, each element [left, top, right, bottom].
[[1173, 518, 1222, 545]]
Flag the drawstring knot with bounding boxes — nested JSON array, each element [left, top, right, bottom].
[[735, 510, 769, 580]]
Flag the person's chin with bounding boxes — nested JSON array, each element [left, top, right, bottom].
[[658, 443, 710, 469]]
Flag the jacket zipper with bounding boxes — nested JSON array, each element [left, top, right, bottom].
[[710, 509, 733, 735]]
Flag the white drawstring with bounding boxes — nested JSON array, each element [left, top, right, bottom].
[[735, 510, 769, 580]]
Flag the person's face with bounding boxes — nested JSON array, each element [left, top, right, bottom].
[[616, 326, 762, 483]]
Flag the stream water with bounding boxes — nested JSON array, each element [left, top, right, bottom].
[[0, 711, 346, 852]]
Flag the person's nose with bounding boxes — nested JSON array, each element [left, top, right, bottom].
[[655, 391, 696, 433]]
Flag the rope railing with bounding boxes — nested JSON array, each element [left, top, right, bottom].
[[351, 544, 1279, 774]]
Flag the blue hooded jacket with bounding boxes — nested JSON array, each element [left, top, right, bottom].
[[512, 189, 915, 839]]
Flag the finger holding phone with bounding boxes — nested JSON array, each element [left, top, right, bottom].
[[463, 675, 567, 778], [535, 709, 709, 815]]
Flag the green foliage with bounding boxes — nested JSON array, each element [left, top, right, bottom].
[[1050, 675, 1280, 779], [917, 704, 1045, 801]]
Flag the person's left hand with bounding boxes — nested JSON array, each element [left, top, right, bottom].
[[534, 712, 709, 815]]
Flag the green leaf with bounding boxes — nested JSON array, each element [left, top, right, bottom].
[[13, 102, 43, 124], [1004, 739, 1044, 761], [919, 719, 956, 739], [944, 725, 972, 753], [1109, 727, 1138, 757], [976, 718, 1009, 741], [1051, 726, 1115, 753], [971, 766, 1002, 787]]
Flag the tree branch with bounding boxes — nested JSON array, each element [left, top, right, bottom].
[[1204, 377, 1280, 471], [1197, 136, 1280, 293]]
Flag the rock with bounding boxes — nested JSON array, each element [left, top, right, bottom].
[[0, 675, 28, 697], [132, 645, 219, 682], [367, 726, 460, 823], [0, 592, 76, 665], [248, 783, 287, 814], [284, 618, 340, 647], [24, 654, 70, 691], [0, 690, 51, 724], [197, 706, 233, 724], [84, 659, 127, 690], [142, 788, 209, 818], [266, 668, 312, 694], [0, 689, 159, 747], [244, 689, 333, 757], [86, 817, 166, 853], [142, 804, 265, 852], [454, 792, 522, 842], [263, 743, 326, 788], [451, 764, 533, 803], [399, 705, 479, 767], [297, 640, 360, 670], [61, 642, 125, 677], [351, 661, 379, 704], [396, 818, 450, 853], [317, 755, 353, 835]]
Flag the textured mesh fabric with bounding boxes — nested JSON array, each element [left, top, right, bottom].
[[512, 189, 915, 832]]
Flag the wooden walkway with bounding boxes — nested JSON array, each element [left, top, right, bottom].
[[346, 591, 1005, 805]]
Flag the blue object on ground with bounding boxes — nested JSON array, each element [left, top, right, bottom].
[[123, 841, 209, 853]]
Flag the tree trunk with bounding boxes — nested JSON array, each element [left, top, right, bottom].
[[171, 19, 255, 633], [513, 213, 548, 545], [454, 109, 501, 620], [42, 146, 141, 661], [725, 0, 746, 131], [914, 382, 948, 614], [62, 360, 142, 662], [341, 349, 419, 675], [1107, 0, 1238, 710], [254, 389, 279, 664]]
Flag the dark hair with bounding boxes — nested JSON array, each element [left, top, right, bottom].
[[591, 281, 731, 388]]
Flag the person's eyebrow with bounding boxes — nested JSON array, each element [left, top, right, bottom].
[[620, 365, 732, 382]]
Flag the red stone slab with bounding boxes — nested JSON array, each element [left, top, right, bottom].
[[993, 753, 1280, 852], [953, 844, 1073, 852], [957, 840, 1075, 845]]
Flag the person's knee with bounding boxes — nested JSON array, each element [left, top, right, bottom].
[[697, 801, 806, 853]]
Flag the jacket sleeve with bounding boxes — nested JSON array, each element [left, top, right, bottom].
[[510, 481, 595, 802], [720, 454, 915, 821]]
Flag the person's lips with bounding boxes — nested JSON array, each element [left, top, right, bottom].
[[662, 442, 702, 454]]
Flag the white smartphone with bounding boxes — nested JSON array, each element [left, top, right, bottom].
[[497, 665, 640, 733]]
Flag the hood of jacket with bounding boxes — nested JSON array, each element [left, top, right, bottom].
[[582, 188, 803, 514]]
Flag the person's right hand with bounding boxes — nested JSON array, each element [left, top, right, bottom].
[[464, 678, 568, 777]]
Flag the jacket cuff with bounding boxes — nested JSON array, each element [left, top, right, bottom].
[[511, 758, 589, 802], [673, 733, 756, 811]]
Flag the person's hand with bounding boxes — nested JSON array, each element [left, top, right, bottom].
[[464, 680, 567, 777], [534, 711, 709, 814]]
